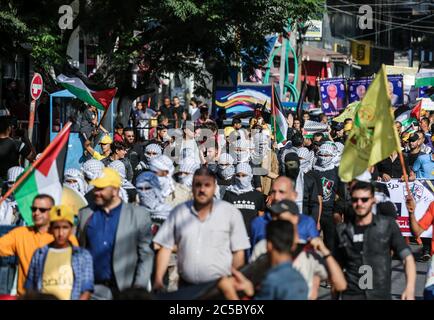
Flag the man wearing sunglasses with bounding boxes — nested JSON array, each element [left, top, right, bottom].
[[335, 181, 416, 300], [0, 194, 78, 296]]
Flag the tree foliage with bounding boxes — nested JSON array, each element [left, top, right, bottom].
[[1, 0, 324, 98]]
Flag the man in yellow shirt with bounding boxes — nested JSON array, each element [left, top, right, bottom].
[[25, 205, 93, 300], [0, 194, 78, 296], [84, 135, 112, 161]]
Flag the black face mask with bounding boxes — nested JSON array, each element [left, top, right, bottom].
[[285, 162, 300, 182]]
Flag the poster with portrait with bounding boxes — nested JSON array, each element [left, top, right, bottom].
[[386, 74, 404, 106], [347, 77, 372, 103], [319, 78, 346, 116]]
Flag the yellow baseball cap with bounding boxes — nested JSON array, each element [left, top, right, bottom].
[[99, 135, 113, 145], [50, 205, 75, 225], [89, 167, 122, 188], [224, 126, 235, 138]]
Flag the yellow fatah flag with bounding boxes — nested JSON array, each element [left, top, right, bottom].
[[338, 65, 401, 182], [333, 101, 360, 123]]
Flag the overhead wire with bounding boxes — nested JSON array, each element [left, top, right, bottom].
[[327, 5, 434, 36]]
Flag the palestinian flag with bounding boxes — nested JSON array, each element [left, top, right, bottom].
[[56, 73, 117, 111], [394, 101, 421, 132], [270, 85, 288, 144], [415, 72, 434, 88], [14, 123, 71, 225], [410, 100, 422, 120]]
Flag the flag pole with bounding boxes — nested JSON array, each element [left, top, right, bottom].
[[398, 150, 411, 196], [96, 108, 109, 133], [271, 84, 277, 145], [0, 122, 72, 206]]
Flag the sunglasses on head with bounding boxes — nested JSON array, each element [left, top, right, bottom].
[[31, 206, 51, 213], [351, 197, 371, 203]]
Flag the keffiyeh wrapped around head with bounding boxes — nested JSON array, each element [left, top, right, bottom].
[[108, 160, 126, 179], [149, 155, 175, 176], [217, 153, 235, 181], [226, 162, 254, 195], [149, 155, 175, 198], [218, 153, 234, 165], [82, 159, 104, 180], [145, 144, 162, 161], [297, 147, 314, 173], [136, 171, 172, 221], [314, 143, 337, 172], [7, 166, 24, 187], [109, 160, 135, 190], [64, 168, 87, 195], [234, 139, 251, 163], [178, 159, 200, 188], [138, 144, 162, 171]]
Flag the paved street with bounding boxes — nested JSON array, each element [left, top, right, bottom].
[[318, 244, 430, 300]]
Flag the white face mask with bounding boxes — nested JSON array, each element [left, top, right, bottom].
[[145, 152, 159, 163], [157, 175, 174, 198], [317, 155, 334, 168], [236, 176, 252, 189]]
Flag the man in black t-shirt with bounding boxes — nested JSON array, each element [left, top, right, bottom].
[[310, 143, 343, 254], [0, 117, 33, 182], [223, 163, 265, 237], [335, 181, 416, 300]]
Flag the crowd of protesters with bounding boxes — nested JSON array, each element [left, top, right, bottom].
[[1, 94, 434, 300]]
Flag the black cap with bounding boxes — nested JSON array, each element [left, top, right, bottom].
[[332, 122, 344, 131], [269, 200, 300, 216], [232, 118, 242, 125], [409, 133, 419, 143]]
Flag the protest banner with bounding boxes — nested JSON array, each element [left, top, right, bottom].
[[386, 179, 433, 238]]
